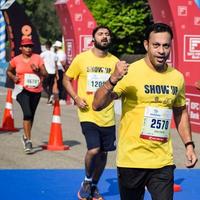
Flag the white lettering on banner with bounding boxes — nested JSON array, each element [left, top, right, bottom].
[[184, 35, 200, 62], [79, 35, 93, 52], [190, 111, 199, 120], [191, 102, 199, 110], [178, 6, 187, 16], [66, 39, 74, 64], [186, 96, 200, 122]]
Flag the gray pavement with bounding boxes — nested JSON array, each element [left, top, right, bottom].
[[0, 86, 199, 169]]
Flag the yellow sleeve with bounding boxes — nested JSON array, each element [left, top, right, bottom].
[[66, 55, 80, 80], [113, 76, 127, 98], [173, 75, 186, 107]]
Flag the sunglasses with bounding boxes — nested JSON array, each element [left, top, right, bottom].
[[22, 45, 33, 48]]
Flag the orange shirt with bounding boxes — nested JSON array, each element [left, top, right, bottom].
[[10, 54, 44, 93]]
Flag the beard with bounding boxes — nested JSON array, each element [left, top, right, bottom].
[[94, 39, 111, 51]]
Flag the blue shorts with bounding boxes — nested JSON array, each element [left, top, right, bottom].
[[80, 122, 116, 151]]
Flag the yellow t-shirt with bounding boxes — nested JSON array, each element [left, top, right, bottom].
[[66, 49, 119, 127], [114, 58, 186, 168]]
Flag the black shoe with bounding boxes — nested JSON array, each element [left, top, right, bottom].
[[91, 185, 104, 200], [77, 181, 92, 200]]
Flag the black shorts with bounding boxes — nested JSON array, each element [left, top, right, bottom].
[[80, 122, 116, 151], [17, 89, 41, 121], [117, 165, 176, 200]]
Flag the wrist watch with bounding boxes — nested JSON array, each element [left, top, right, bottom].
[[185, 141, 195, 149]]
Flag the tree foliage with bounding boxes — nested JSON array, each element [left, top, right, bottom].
[[84, 0, 152, 56], [16, 0, 152, 56]]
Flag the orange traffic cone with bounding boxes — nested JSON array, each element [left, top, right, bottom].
[[0, 89, 19, 132], [173, 184, 182, 192], [42, 99, 70, 150]]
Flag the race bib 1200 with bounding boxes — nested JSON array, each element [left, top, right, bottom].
[[87, 73, 110, 93]]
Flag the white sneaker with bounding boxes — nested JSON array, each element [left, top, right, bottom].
[[59, 99, 66, 105], [49, 95, 54, 102], [47, 95, 54, 105]]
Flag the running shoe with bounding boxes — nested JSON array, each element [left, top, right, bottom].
[[47, 95, 54, 105], [59, 99, 66, 105], [77, 181, 92, 200], [24, 140, 33, 154], [91, 185, 104, 200], [21, 135, 27, 148]]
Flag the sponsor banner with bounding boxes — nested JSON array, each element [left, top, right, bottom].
[[55, 0, 96, 63], [54, 0, 97, 103], [186, 86, 200, 132], [184, 35, 200, 62], [148, 0, 200, 132]]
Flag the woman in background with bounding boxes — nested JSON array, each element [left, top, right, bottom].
[[7, 38, 47, 154]]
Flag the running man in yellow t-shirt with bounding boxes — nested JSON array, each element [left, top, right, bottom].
[[93, 23, 198, 200], [63, 26, 119, 200]]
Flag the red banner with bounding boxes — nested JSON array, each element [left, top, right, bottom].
[[54, 0, 97, 104], [148, 0, 200, 132], [54, 0, 96, 64]]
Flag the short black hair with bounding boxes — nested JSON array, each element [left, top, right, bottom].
[[145, 23, 173, 41], [92, 25, 112, 38], [45, 40, 52, 48]]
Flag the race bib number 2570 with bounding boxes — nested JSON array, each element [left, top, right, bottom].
[[140, 106, 172, 142]]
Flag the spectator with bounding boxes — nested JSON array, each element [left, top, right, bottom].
[[40, 40, 58, 104], [53, 40, 67, 105]]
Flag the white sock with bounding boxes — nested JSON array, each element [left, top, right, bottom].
[[84, 177, 92, 182]]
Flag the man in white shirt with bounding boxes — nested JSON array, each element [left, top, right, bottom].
[[40, 40, 58, 104], [53, 40, 67, 105]]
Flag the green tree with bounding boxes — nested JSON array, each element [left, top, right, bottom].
[[16, 0, 151, 56], [84, 0, 152, 56], [17, 0, 62, 43]]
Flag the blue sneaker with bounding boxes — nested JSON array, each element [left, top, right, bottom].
[[91, 185, 104, 200], [77, 181, 92, 200]]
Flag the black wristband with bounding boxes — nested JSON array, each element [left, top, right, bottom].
[[185, 141, 195, 149], [108, 77, 117, 86]]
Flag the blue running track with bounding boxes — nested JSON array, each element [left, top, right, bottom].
[[0, 169, 200, 200]]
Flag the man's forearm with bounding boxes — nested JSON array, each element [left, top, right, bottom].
[[174, 107, 192, 144], [92, 79, 118, 111], [63, 75, 77, 100]]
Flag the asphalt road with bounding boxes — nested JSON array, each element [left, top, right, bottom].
[[0, 87, 199, 169]]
